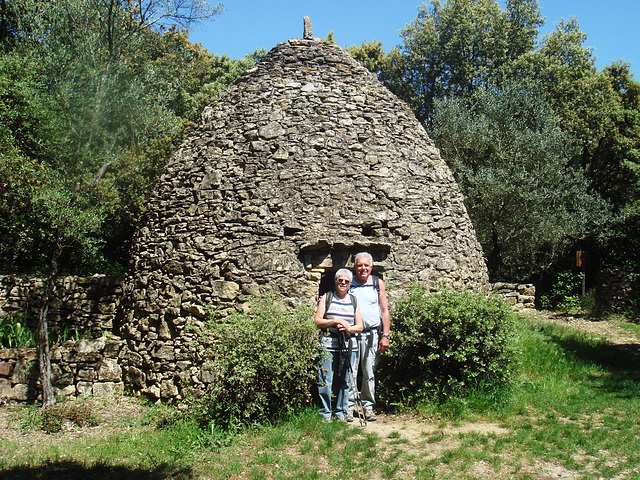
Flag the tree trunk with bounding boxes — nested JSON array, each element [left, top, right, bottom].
[[37, 230, 63, 407]]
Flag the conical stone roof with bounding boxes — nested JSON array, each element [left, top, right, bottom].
[[120, 35, 488, 400]]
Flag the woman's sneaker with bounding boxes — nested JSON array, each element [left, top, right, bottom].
[[364, 408, 377, 421], [346, 408, 354, 422]]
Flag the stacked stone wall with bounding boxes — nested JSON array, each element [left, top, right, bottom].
[[491, 282, 536, 309], [0, 274, 535, 403], [0, 275, 123, 337], [0, 337, 126, 402], [597, 269, 639, 314]]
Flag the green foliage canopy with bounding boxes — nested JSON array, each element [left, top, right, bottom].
[[388, 0, 543, 125], [432, 84, 611, 280], [0, 0, 256, 274]]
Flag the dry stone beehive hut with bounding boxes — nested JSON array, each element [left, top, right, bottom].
[[120, 26, 489, 400]]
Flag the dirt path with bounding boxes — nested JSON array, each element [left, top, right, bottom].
[[541, 312, 639, 345]]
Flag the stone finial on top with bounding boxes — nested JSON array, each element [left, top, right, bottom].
[[303, 16, 313, 39]]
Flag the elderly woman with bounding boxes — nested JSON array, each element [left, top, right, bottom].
[[314, 268, 363, 422]]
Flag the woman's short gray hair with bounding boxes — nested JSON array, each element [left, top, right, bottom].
[[334, 268, 353, 282]]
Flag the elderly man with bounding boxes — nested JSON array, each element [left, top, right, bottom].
[[347, 252, 391, 421]]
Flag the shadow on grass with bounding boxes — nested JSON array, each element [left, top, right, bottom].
[[542, 320, 640, 395], [1, 461, 192, 480]]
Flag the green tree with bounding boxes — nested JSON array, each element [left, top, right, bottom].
[[380, 2, 638, 289], [0, 48, 60, 271], [589, 62, 640, 210], [431, 84, 610, 281], [592, 63, 640, 274], [391, 0, 542, 125], [1, 4, 257, 276], [346, 40, 387, 76], [507, 18, 618, 170], [1, 0, 223, 406], [504, 19, 639, 280]]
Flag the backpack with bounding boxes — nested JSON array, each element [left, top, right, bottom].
[[371, 275, 380, 294], [324, 292, 358, 317], [351, 274, 380, 295]]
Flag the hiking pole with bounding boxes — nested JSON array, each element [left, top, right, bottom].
[[340, 330, 366, 427]]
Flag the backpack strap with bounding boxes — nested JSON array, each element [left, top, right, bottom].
[[324, 292, 332, 315], [372, 275, 380, 294], [349, 293, 358, 314], [324, 292, 358, 318]]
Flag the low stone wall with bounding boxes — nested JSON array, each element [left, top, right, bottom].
[[598, 268, 638, 314], [0, 275, 123, 337], [0, 275, 534, 403], [0, 337, 127, 402], [491, 282, 536, 309]]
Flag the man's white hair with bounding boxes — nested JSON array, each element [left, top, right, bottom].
[[354, 252, 373, 264]]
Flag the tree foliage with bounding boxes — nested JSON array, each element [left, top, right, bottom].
[[372, 0, 639, 284], [432, 84, 610, 280], [507, 18, 619, 172], [346, 40, 387, 76], [590, 63, 640, 211], [0, 0, 255, 275], [388, 0, 542, 125]]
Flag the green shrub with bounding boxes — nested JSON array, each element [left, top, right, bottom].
[[191, 295, 318, 430], [539, 270, 582, 312], [379, 287, 516, 404]]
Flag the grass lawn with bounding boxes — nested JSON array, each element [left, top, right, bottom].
[[1, 310, 640, 479]]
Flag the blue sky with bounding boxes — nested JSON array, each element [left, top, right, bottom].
[[188, 0, 639, 75]]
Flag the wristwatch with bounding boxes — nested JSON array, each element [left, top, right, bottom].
[[381, 333, 391, 339]]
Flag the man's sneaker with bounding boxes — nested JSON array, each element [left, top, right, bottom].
[[346, 408, 354, 423], [364, 408, 377, 421]]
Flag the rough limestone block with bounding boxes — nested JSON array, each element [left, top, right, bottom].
[[92, 382, 124, 398], [0, 361, 12, 377], [97, 358, 122, 382]]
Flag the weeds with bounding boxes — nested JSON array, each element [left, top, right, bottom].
[[16, 400, 101, 434], [0, 313, 36, 348], [0, 312, 86, 348]]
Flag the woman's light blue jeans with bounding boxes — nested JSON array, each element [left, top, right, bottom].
[[317, 347, 356, 420]]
